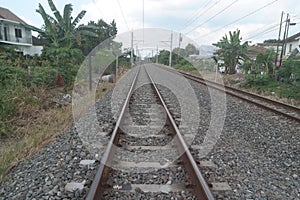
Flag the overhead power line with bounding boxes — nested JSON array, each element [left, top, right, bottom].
[[246, 25, 280, 41], [116, 0, 130, 31], [185, 0, 239, 34], [195, 0, 279, 39], [245, 19, 300, 41], [92, 0, 104, 16], [182, 0, 220, 31], [244, 22, 283, 41], [181, 0, 213, 28]]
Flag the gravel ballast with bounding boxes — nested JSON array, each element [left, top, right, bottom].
[[1, 64, 299, 199]]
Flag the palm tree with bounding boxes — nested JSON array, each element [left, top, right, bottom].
[[35, 0, 93, 48], [213, 29, 248, 74]]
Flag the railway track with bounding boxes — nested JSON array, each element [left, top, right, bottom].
[[160, 65, 300, 123], [87, 65, 214, 199]]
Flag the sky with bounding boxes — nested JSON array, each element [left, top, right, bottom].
[[1, 0, 299, 49]]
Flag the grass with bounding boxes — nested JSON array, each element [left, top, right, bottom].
[[252, 81, 300, 101], [0, 105, 72, 180], [173, 64, 300, 104], [0, 81, 115, 182], [244, 75, 300, 102]]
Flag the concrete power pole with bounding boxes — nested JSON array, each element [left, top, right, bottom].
[[169, 32, 173, 67], [275, 11, 284, 68], [131, 31, 134, 67], [279, 13, 290, 67], [156, 45, 158, 64]]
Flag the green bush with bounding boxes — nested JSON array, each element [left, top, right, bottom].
[[245, 73, 300, 100], [41, 47, 84, 84], [0, 63, 58, 136], [245, 74, 271, 86], [279, 59, 300, 83], [0, 63, 28, 86], [30, 66, 58, 87], [0, 65, 25, 135], [174, 64, 194, 71]]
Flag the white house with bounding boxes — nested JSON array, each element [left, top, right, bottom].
[[0, 7, 43, 55], [284, 32, 300, 57]]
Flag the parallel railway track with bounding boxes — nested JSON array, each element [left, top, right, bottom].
[[87, 65, 214, 199], [161, 65, 300, 123]]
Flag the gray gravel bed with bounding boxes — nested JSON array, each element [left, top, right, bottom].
[[188, 79, 300, 199], [109, 166, 189, 185], [0, 126, 97, 200], [119, 133, 173, 146], [2, 64, 298, 199], [102, 191, 196, 200], [104, 66, 198, 199], [115, 148, 178, 163], [0, 89, 116, 199]]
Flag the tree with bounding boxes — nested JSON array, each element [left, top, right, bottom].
[[213, 29, 248, 74], [158, 50, 170, 65], [35, 0, 94, 48], [173, 47, 187, 57], [185, 43, 199, 56], [263, 39, 279, 43], [79, 19, 118, 55], [256, 48, 275, 75], [279, 50, 300, 82]]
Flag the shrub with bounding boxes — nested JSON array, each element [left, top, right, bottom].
[[279, 59, 300, 83], [41, 47, 84, 84], [30, 66, 58, 87], [245, 74, 271, 86]]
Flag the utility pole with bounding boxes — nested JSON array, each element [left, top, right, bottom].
[[131, 31, 134, 67], [279, 13, 290, 68], [284, 18, 296, 55], [178, 33, 182, 56], [116, 54, 118, 80], [178, 33, 182, 64], [275, 11, 284, 69], [156, 45, 158, 64], [169, 32, 173, 67]]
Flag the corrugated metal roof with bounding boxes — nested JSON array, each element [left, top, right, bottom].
[[286, 32, 300, 43], [0, 7, 25, 24]]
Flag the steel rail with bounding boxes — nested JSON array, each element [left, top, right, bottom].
[[86, 67, 140, 200], [179, 72, 300, 123], [181, 71, 300, 113], [156, 65, 299, 123], [144, 66, 214, 200]]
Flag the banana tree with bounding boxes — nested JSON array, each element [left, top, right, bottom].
[[36, 0, 95, 48], [213, 29, 248, 74], [256, 48, 275, 75]]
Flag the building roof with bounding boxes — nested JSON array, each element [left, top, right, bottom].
[[32, 36, 45, 46], [286, 32, 300, 43], [0, 7, 26, 24]]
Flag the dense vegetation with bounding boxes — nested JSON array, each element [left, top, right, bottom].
[[0, 0, 120, 135], [155, 30, 299, 101], [213, 30, 249, 74], [0, 0, 126, 180]]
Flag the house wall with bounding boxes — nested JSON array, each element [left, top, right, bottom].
[[20, 45, 43, 56], [0, 20, 32, 45], [285, 40, 300, 57], [0, 20, 43, 55]]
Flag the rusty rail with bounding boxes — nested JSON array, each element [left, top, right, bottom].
[[180, 72, 300, 123], [145, 67, 214, 200], [157, 65, 300, 123], [86, 67, 140, 200]]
